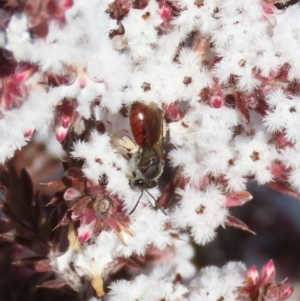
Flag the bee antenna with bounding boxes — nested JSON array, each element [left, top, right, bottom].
[[145, 190, 167, 215], [129, 190, 144, 215]]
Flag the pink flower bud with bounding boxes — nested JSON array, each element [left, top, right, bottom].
[[55, 125, 68, 142], [246, 266, 259, 286], [77, 220, 96, 243], [24, 125, 35, 138], [160, 4, 171, 20], [64, 187, 82, 201], [60, 100, 76, 128], [261, 259, 275, 284], [262, 3, 276, 14], [210, 95, 224, 108], [163, 102, 184, 122], [55, 98, 77, 140], [62, 0, 73, 9]]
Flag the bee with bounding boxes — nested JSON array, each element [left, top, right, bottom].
[[129, 101, 166, 214]]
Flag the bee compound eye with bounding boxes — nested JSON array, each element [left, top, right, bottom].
[[149, 158, 159, 166]]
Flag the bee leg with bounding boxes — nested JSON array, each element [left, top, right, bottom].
[[129, 190, 144, 215], [145, 190, 167, 215]]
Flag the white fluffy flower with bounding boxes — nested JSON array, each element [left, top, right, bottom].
[[189, 262, 246, 301], [171, 185, 228, 245], [108, 265, 189, 301]]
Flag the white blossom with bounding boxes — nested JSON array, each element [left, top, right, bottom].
[[0, 0, 298, 299]]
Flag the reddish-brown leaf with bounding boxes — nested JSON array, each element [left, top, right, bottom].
[[225, 215, 255, 234], [71, 177, 86, 192], [57, 211, 72, 227], [71, 196, 91, 219], [267, 181, 299, 199], [43, 179, 67, 191], [65, 167, 84, 179], [13, 256, 52, 272], [38, 279, 68, 289], [46, 192, 65, 206]]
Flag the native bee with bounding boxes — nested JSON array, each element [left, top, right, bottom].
[[128, 101, 166, 214]]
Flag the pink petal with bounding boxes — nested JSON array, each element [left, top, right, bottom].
[[77, 220, 96, 243], [246, 266, 259, 286], [24, 125, 35, 138], [225, 190, 253, 207], [262, 3, 275, 14], [163, 102, 184, 122], [160, 5, 171, 20], [62, 0, 73, 9], [106, 217, 121, 232], [210, 95, 224, 108], [260, 259, 275, 284], [64, 187, 82, 201], [55, 125, 68, 142], [71, 196, 92, 219], [280, 283, 294, 300]]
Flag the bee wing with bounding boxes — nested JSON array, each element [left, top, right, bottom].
[[162, 118, 168, 140], [112, 135, 139, 155]]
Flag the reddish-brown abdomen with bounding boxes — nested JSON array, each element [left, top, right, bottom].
[[130, 101, 162, 147]]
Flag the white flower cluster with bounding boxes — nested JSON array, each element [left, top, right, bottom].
[[108, 262, 246, 301], [1, 0, 300, 299]]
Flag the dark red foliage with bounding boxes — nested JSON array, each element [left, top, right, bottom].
[[0, 165, 50, 254], [0, 162, 81, 301], [0, 48, 17, 78]]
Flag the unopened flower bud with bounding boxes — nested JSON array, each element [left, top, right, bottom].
[[246, 266, 259, 286], [261, 259, 275, 284]]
